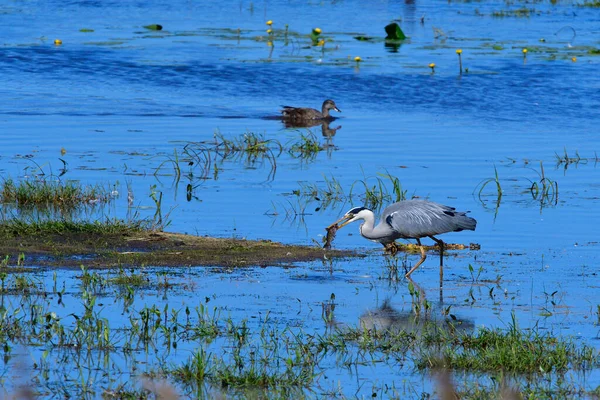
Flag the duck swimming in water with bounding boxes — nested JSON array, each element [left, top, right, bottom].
[[281, 99, 341, 122]]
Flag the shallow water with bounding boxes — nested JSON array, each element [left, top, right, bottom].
[[1, 0, 600, 397]]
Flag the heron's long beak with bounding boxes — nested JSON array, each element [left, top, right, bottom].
[[327, 214, 352, 229]]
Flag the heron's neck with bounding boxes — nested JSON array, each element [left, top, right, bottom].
[[321, 106, 330, 117], [358, 212, 380, 241]]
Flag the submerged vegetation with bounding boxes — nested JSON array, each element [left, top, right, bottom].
[[273, 171, 408, 219], [475, 160, 564, 213], [0, 268, 597, 397], [155, 130, 330, 186]]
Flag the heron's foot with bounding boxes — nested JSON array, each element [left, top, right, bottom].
[[384, 242, 400, 256]]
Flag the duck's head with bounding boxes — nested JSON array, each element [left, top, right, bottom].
[[323, 99, 341, 113]]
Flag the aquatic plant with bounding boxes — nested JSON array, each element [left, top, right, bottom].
[[350, 171, 407, 210], [0, 265, 597, 398], [0, 218, 145, 238], [0, 178, 114, 210], [384, 22, 406, 40], [287, 131, 324, 160], [475, 165, 503, 201], [416, 314, 595, 374], [554, 148, 600, 169], [579, 0, 600, 7], [492, 7, 536, 18], [310, 27, 322, 46], [527, 161, 558, 207]]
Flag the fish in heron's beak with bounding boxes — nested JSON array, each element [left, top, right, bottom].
[[327, 213, 353, 230], [334, 106, 341, 113]]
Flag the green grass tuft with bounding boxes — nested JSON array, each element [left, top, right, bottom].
[[0, 178, 113, 210], [0, 219, 145, 238]]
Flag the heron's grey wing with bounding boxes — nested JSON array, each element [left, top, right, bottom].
[[383, 200, 476, 239]]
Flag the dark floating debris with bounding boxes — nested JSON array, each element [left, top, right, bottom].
[[144, 24, 163, 31]]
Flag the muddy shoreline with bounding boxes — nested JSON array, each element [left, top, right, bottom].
[[0, 230, 359, 269]]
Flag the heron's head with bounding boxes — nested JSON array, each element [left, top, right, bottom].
[[330, 206, 371, 229], [323, 99, 341, 113]]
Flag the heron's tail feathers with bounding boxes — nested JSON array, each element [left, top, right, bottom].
[[453, 212, 477, 232]]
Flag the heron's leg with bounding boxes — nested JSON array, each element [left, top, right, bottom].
[[428, 235, 445, 285], [405, 238, 427, 277], [428, 236, 445, 267]]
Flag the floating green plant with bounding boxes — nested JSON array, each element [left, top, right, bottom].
[[143, 24, 163, 31], [384, 22, 406, 40], [310, 27, 322, 46]]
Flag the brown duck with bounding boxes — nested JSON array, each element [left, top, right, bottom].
[[281, 99, 341, 122]]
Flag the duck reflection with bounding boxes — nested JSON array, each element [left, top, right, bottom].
[[282, 119, 342, 139]]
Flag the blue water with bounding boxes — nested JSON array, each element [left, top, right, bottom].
[[1, 0, 600, 397]]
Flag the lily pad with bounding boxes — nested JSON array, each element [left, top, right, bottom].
[[354, 36, 374, 41]]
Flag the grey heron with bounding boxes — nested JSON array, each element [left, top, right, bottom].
[[329, 199, 477, 277], [281, 99, 341, 121]]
